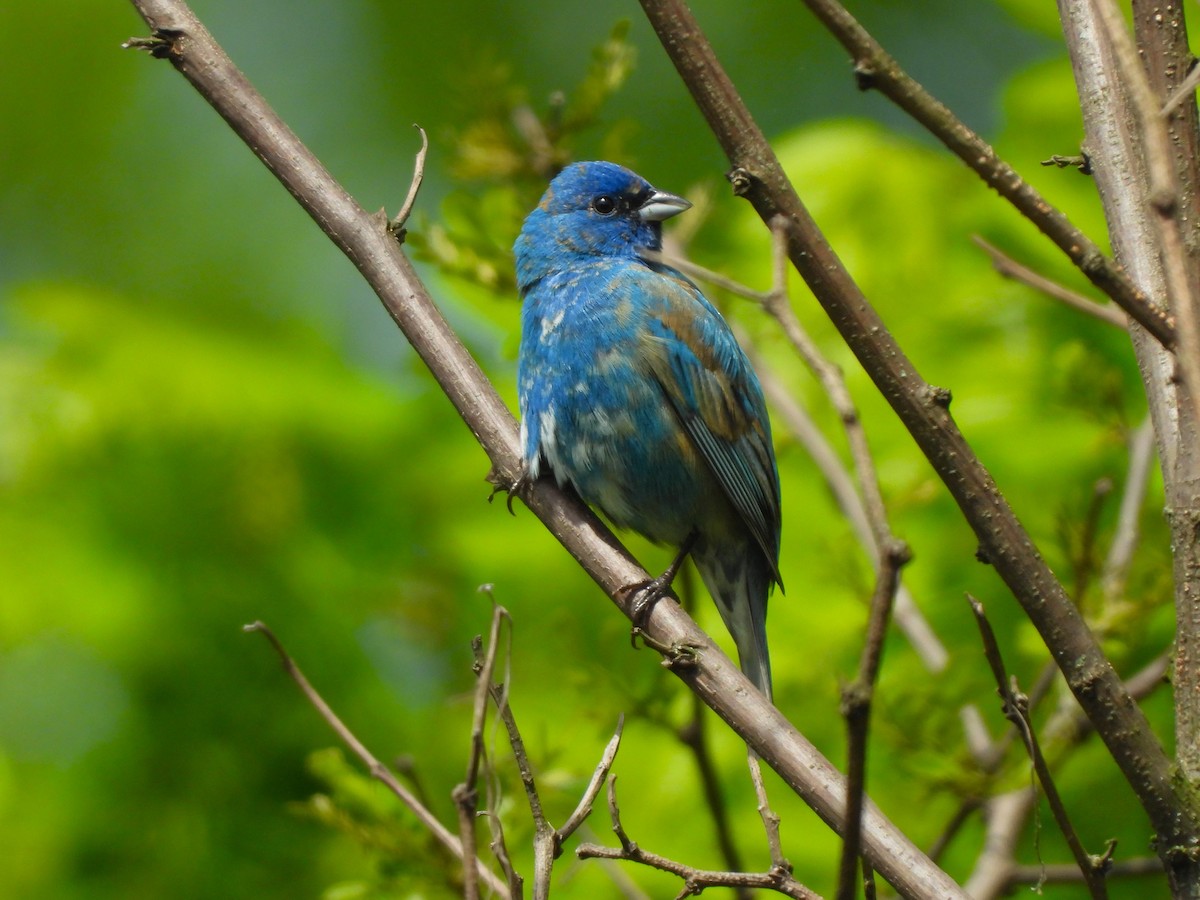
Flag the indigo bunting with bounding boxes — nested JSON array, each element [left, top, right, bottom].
[[514, 161, 782, 699]]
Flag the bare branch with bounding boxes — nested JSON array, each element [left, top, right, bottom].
[[1060, 2, 1200, 835], [971, 236, 1128, 329], [1163, 63, 1200, 116], [556, 717, 625, 848], [747, 751, 788, 871], [1101, 417, 1156, 604], [1090, 0, 1200, 432], [123, 2, 964, 894], [637, 0, 1189, 852], [577, 776, 821, 899], [389, 124, 429, 236], [967, 596, 1110, 899], [487, 681, 553, 898], [1011, 855, 1163, 885], [1127, 0, 1200, 806], [837, 539, 910, 900], [243, 622, 512, 899], [791, 0, 1174, 347], [457, 603, 513, 900]]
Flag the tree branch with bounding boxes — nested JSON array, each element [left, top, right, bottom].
[[637, 0, 1190, 854], [837, 539, 910, 900], [794, 0, 1174, 348], [967, 596, 1111, 899], [1056, 7, 1200, 889], [971, 236, 1128, 329], [123, 1, 965, 896], [1091, 0, 1200, 431], [1126, 0, 1200, 797], [577, 776, 821, 899]]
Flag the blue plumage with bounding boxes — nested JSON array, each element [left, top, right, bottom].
[[514, 161, 782, 699]]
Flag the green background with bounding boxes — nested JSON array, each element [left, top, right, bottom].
[[0, 1, 1177, 897]]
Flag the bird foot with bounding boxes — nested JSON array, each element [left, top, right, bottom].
[[619, 567, 677, 634], [485, 462, 531, 515], [630, 627, 701, 672], [619, 531, 697, 632]]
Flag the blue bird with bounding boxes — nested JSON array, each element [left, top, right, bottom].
[[514, 161, 783, 699]]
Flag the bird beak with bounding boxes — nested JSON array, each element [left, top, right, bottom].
[[637, 190, 692, 222]]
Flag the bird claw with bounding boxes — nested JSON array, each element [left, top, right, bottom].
[[630, 628, 701, 671], [619, 570, 675, 633], [485, 463, 531, 516], [618, 531, 696, 630]]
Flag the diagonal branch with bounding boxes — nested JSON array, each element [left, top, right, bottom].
[[577, 776, 822, 899], [122, 1, 965, 896], [636, 0, 1191, 856], [795, 0, 1174, 348], [971, 236, 1128, 329], [967, 596, 1111, 899]]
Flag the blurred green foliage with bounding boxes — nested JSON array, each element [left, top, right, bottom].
[[0, 0, 1177, 898]]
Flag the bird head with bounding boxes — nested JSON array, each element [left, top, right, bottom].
[[515, 161, 691, 291]]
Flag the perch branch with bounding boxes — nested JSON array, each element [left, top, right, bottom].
[[638, 0, 1190, 854], [124, 1, 965, 894]]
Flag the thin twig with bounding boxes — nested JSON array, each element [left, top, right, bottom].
[[956, 404, 1159, 894], [1011, 855, 1163, 884], [243, 622, 511, 898], [488, 681, 553, 898], [751, 353, 949, 672], [761, 221, 890, 551], [961, 651, 1170, 898], [577, 776, 821, 899], [487, 684, 624, 898], [483, 808, 523, 900], [1101, 417, 1156, 604], [1162, 62, 1200, 116], [675, 692, 746, 875], [793, 0, 1174, 347], [389, 124, 429, 237], [747, 750, 789, 871], [457, 603, 513, 900], [971, 236, 1128, 328], [556, 717, 626, 849], [966, 596, 1110, 899], [837, 540, 910, 900]]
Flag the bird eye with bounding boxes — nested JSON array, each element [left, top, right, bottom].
[[592, 195, 619, 216]]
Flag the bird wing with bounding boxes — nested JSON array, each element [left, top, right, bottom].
[[620, 263, 783, 587]]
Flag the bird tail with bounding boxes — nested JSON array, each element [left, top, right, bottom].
[[695, 545, 775, 702]]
